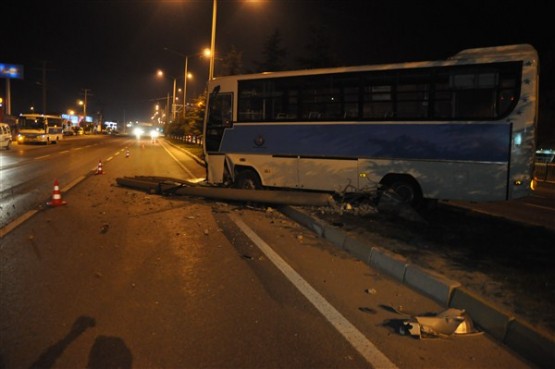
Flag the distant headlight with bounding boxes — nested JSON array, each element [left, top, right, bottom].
[[133, 127, 144, 138], [150, 130, 159, 139]]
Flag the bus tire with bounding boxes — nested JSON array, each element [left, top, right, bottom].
[[381, 175, 423, 208], [234, 169, 262, 190]]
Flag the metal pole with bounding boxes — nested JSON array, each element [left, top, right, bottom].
[[83, 89, 88, 122], [209, 0, 217, 80], [183, 56, 188, 119], [42, 61, 47, 113], [166, 92, 170, 125], [6, 78, 11, 115], [172, 78, 176, 122]]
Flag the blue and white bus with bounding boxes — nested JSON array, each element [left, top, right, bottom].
[[203, 44, 539, 205], [16, 113, 64, 144]]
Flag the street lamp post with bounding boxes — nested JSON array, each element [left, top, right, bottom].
[[172, 77, 177, 121], [209, 0, 217, 81], [78, 100, 85, 125], [163, 47, 205, 119], [183, 56, 189, 118], [207, 0, 259, 79], [157, 69, 178, 123], [166, 93, 170, 125]]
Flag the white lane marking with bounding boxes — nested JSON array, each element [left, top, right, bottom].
[[159, 140, 196, 179], [35, 155, 51, 159], [1, 148, 119, 237], [0, 210, 38, 238], [61, 175, 86, 192], [521, 202, 555, 212], [229, 213, 399, 369]]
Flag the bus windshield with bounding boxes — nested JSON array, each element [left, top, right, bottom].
[[19, 117, 47, 130], [19, 116, 63, 129]]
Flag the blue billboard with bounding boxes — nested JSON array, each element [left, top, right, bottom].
[[0, 63, 24, 79]]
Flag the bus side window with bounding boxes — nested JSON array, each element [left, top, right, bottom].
[[497, 76, 518, 117], [208, 93, 233, 127]]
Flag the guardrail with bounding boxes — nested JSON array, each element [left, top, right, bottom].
[[167, 134, 203, 146], [534, 162, 555, 182]]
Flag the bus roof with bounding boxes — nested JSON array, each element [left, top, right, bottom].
[[210, 43, 538, 83], [449, 43, 538, 60]]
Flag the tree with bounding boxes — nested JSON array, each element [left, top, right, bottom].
[[296, 24, 339, 69], [254, 29, 288, 72], [162, 88, 206, 138], [183, 91, 206, 137], [219, 45, 244, 76]]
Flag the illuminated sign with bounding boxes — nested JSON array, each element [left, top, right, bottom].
[[0, 63, 24, 79]]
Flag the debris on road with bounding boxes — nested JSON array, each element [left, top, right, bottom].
[[382, 305, 481, 339], [114, 176, 427, 224], [100, 223, 110, 234], [358, 307, 378, 315], [365, 288, 377, 295]]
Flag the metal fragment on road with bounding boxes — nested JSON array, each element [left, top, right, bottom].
[[400, 308, 481, 339]]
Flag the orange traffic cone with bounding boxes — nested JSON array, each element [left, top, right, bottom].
[[125, 149, 130, 158], [96, 160, 104, 175], [47, 180, 67, 207]]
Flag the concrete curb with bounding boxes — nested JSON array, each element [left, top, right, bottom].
[[280, 205, 555, 369]]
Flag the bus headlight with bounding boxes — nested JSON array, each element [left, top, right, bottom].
[[530, 179, 537, 191]]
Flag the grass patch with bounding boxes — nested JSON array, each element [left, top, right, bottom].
[[165, 137, 204, 160]]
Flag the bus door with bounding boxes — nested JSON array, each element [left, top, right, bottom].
[[205, 87, 233, 152]]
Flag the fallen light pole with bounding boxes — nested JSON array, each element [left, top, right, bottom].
[[115, 176, 336, 207]]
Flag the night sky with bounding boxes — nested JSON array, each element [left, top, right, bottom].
[[1, 0, 553, 130]]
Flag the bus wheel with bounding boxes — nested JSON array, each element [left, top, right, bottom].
[[382, 177, 423, 208], [234, 169, 262, 190]]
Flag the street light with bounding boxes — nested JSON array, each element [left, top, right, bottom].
[[163, 47, 205, 119], [207, 0, 259, 79], [78, 100, 86, 125], [157, 69, 178, 122]]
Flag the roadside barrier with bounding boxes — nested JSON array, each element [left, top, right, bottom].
[[534, 162, 555, 183]]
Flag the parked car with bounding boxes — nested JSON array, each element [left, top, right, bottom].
[[0, 122, 13, 150]]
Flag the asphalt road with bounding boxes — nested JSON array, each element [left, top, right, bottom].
[[0, 136, 538, 368], [443, 181, 555, 231]]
